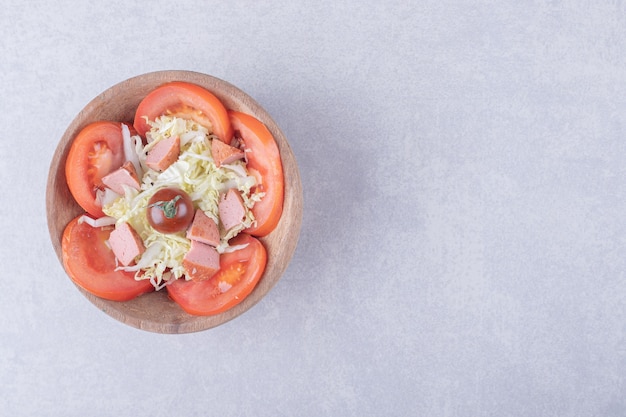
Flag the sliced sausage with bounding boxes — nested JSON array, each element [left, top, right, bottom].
[[183, 240, 220, 281], [108, 222, 145, 266], [211, 138, 244, 167], [218, 188, 246, 231], [101, 161, 141, 195], [186, 209, 220, 247], [146, 135, 180, 172]]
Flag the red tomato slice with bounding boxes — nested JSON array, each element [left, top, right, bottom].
[[65, 121, 126, 218], [62, 216, 154, 301], [229, 111, 284, 237], [167, 234, 267, 316], [133, 81, 233, 143]]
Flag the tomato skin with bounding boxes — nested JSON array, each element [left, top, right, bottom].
[[229, 111, 284, 237], [147, 188, 194, 234], [167, 234, 267, 315], [62, 216, 154, 301], [65, 121, 126, 218], [133, 82, 233, 143]]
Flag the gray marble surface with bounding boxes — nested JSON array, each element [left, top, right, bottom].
[[2, 1, 626, 416]]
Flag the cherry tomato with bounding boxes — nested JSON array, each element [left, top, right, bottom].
[[65, 121, 126, 218], [133, 81, 233, 143], [147, 188, 194, 234], [229, 111, 284, 236], [62, 216, 154, 301], [167, 234, 267, 315]]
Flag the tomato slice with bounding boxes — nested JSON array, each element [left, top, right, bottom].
[[167, 234, 267, 316], [62, 216, 154, 301], [65, 121, 126, 218], [133, 81, 233, 143], [229, 111, 284, 237]]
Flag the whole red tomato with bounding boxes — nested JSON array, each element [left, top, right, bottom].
[[147, 188, 194, 234]]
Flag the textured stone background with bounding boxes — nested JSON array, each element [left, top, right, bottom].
[[2, 1, 626, 416]]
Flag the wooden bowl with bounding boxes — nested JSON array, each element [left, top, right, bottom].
[[46, 70, 303, 333]]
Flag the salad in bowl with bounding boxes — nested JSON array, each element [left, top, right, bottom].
[[47, 71, 302, 333]]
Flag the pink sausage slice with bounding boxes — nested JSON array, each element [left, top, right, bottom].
[[108, 222, 146, 266], [146, 135, 180, 172], [186, 209, 220, 247], [218, 189, 246, 231], [183, 240, 220, 281], [211, 138, 244, 167], [101, 161, 141, 195]]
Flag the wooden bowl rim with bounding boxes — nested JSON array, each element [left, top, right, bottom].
[[46, 70, 303, 334]]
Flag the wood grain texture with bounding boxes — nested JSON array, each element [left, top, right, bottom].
[[46, 70, 303, 334]]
